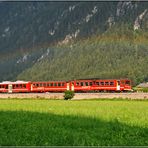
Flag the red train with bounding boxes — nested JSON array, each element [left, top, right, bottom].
[[0, 79, 132, 93]]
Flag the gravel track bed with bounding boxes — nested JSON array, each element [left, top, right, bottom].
[[0, 92, 148, 100]]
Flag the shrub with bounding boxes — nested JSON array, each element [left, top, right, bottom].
[[133, 87, 148, 92], [64, 90, 75, 100]]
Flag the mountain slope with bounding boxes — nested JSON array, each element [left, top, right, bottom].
[[17, 29, 148, 85], [0, 1, 147, 54], [0, 1, 148, 85]]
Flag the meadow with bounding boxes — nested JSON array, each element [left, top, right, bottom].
[[0, 99, 148, 146]]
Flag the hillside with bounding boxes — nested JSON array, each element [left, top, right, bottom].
[[0, 1, 148, 85], [17, 29, 148, 85]]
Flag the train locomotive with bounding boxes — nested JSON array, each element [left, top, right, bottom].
[[0, 79, 132, 93]]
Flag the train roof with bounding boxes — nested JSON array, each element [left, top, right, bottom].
[[31, 80, 67, 83], [0, 81, 30, 84], [0, 78, 131, 85], [73, 78, 131, 81]]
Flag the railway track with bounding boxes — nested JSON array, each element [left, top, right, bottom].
[[0, 92, 148, 100]]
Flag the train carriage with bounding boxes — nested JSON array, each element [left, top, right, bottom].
[[68, 79, 132, 92], [92, 79, 132, 92], [11, 81, 31, 93], [69, 80, 94, 92], [31, 81, 68, 92], [0, 81, 31, 93], [0, 81, 9, 93], [119, 79, 132, 91], [92, 79, 117, 92]]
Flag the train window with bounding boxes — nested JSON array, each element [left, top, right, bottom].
[[43, 83, 46, 87], [62, 83, 65, 86], [20, 84, 22, 88], [126, 81, 130, 85], [39, 83, 42, 87], [100, 82, 104, 85], [51, 83, 53, 87], [54, 83, 57, 87], [121, 81, 124, 84], [105, 82, 109, 85], [89, 82, 93, 86], [36, 84, 39, 87], [0, 85, 1, 88], [85, 82, 88, 86], [110, 82, 114, 86], [6, 85, 8, 89], [58, 83, 61, 86], [23, 84, 26, 88], [76, 82, 79, 86], [96, 82, 100, 86], [80, 82, 84, 86], [16, 84, 18, 88]]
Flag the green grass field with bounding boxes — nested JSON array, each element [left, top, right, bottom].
[[0, 99, 148, 146]]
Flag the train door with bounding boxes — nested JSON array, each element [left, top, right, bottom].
[[66, 82, 74, 91], [66, 82, 70, 90], [116, 80, 120, 91], [31, 83, 33, 92], [8, 84, 12, 93], [71, 82, 74, 91]]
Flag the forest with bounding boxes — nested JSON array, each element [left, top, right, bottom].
[[17, 27, 148, 86]]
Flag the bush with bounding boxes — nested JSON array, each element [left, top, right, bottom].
[[133, 87, 148, 92], [64, 90, 75, 100]]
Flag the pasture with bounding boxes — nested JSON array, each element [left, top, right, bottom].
[[0, 99, 148, 146]]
